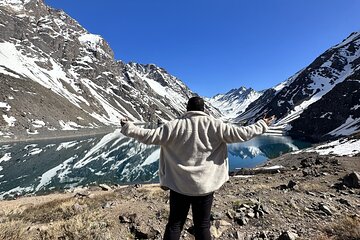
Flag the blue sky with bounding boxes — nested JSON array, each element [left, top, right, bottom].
[[45, 0, 360, 97]]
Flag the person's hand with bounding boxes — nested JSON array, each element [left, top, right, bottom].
[[120, 118, 128, 127], [263, 115, 276, 126]]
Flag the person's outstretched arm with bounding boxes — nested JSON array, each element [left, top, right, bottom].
[[219, 116, 275, 143], [120, 119, 171, 145]]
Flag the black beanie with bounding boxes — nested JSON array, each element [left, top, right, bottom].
[[187, 96, 205, 111]]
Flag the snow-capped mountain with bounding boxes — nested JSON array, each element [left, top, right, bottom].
[[0, 0, 220, 139], [235, 32, 360, 142], [207, 87, 262, 121]]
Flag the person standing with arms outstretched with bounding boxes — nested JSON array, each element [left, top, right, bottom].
[[120, 96, 274, 240]]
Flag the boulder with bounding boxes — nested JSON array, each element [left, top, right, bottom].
[[300, 158, 315, 168], [99, 184, 112, 191], [342, 172, 360, 188], [119, 213, 137, 223], [130, 223, 160, 239], [278, 231, 299, 240], [236, 216, 248, 226]]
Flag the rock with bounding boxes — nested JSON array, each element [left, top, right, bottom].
[[210, 226, 220, 238], [306, 191, 316, 196], [240, 203, 251, 209], [246, 211, 255, 218], [302, 168, 320, 177], [289, 199, 299, 210], [72, 203, 86, 213], [130, 223, 160, 239], [300, 158, 315, 168], [236, 216, 248, 226], [211, 211, 224, 220], [99, 221, 109, 229], [261, 204, 270, 214], [155, 209, 168, 220], [287, 180, 297, 189], [259, 231, 268, 239], [275, 180, 298, 190], [337, 198, 352, 207], [330, 159, 340, 165], [319, 203, 333, 216], [236, 231, 246, 240], [277, 231, 299, 240], [99, 184, 112, 191], [211, 220, 232, 238], [226, 209, 235, 219], [348, 189, 356, 194], [342, 172, 360, 188], [119, 213, 137, 223], [73, 191, 90, 198], [315, 157, 324, 165], [102, 201, 116, 209], [275, 184, 288, 190]]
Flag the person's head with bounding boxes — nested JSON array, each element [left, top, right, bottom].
[[187, 96, 205, 112]]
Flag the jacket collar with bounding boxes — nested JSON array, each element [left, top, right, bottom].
[[182, 111, 209, 118]]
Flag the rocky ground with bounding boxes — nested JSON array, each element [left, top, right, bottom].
[[0, 152, 359, 240]]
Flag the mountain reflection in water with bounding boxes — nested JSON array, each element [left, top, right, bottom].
[[0, 130, 310, 199]]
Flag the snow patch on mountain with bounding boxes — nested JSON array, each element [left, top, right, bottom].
[[78, 34, 110, 58], [301, 138, 360, 157], [277, 66, 354, 126], [328, 116, 360, 137], [0, 0, 32, 11], [207, 87, 262, 121], [332, 32, 360, 49], [2, 115, 16, 126], [0, 102, 11, 111], [0, 41, 87, 107]]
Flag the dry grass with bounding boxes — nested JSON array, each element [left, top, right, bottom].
[[0, 191, 130, 240], [0, 221, 29, 240], [315, 235, 333, 240], [321, 215, 360, 240]]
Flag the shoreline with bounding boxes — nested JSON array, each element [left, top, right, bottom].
[[0, 127, 118, 144]]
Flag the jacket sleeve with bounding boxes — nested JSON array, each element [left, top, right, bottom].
[[120, 122, 171, 145], [219, 119, 268, 144]]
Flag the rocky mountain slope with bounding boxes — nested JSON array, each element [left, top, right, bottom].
[[0, 0, 220, 140], [206, 87, 262, 121], [235, 32, 360, 142]]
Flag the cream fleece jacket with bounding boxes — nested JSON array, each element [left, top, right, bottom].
[[121, 111, 268, 196]]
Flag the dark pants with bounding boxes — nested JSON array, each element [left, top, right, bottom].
[[163, 190, 214, 240]]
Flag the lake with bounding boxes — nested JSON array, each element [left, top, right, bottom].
[[0, 130, 310, 199]]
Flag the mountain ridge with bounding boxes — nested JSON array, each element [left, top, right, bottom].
[[0, 0, 220, 140], [231, 31, 360, 142], [206, 86, 263, 121]]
